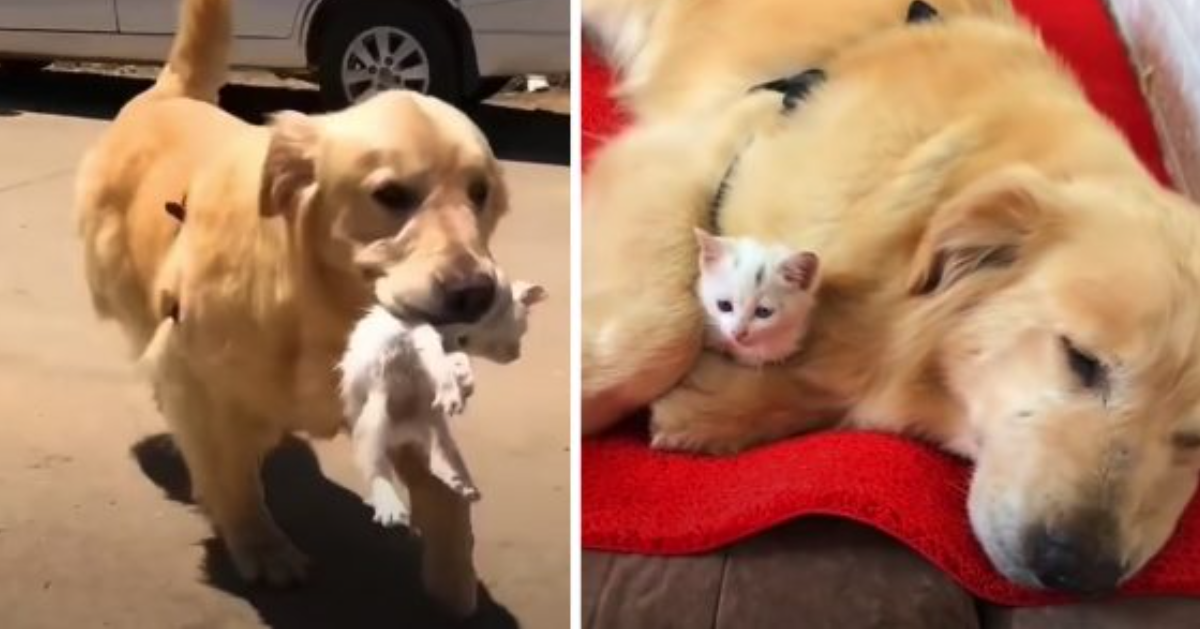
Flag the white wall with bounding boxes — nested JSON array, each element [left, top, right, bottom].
[[1108, 0, 1200, 198]]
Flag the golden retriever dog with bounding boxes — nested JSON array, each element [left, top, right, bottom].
[[76, 0, 506, 614], [583, 0, 1200, 595]]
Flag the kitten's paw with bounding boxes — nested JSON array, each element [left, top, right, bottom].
[[432, 385, 464, 417], [443, 475, 482, 502], [430, 366, 466, 417], [449, 353, 475, 399], [369, 480, 410, 527], [371, 493, 411, 528]]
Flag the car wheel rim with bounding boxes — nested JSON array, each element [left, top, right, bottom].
[[341, 26, 431, 103]]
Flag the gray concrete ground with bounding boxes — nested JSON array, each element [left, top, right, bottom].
[[0, 71, 569, 629]]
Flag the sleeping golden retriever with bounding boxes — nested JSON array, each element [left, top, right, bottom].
[[76, 0, 504, 614], [583, 0, 1200, 595]]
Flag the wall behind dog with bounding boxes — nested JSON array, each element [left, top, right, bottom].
[[1110, 0, 1200, 198]]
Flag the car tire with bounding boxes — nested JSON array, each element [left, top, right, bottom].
[[317, 2, 460, 109], [0, 59, 51, 78]]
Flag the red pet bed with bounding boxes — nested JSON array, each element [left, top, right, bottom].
[[581, 0, 1200, 606]]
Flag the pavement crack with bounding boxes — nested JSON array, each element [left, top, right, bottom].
[[0, 166, 76, 195]]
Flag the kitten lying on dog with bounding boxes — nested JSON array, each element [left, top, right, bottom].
[[339, 272, 546, 526], [694, 228, 820, 366]]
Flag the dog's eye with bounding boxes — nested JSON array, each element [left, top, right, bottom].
[[1172, 433, 1200, 450], [468, 178, 489, 209], [753, 306, 774, 319], [373, 182, 420, 214], [1061, 337, 1108, 392], [717, 300, 733, 313]]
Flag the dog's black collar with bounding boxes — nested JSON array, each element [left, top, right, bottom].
[[708, 68, 828, 234], [706, 1, 940, 233], [751, 68, 829, 114]]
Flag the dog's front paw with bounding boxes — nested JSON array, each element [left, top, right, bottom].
[[225, 526, 310, 588], [649, 391, 757, 456]]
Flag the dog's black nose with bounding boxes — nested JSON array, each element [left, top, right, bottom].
[[440, 273, 496, 324], [1028, 527, 1123, 596]]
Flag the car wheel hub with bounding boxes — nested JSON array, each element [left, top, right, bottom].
[[341, 26, 431, 102]]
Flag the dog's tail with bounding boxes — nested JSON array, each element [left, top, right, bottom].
[[153, 0, 232, 102]]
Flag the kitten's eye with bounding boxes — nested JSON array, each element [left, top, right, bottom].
[[716, 300, 733, 313], [373, 182, 421, 214], [754, 306, 774, 319], [468, 178, 490, 209], [1061, 336, 1108, 392], [457, 335, 470, 349]]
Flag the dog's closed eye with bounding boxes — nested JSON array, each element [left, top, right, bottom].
[[1172, 433, 1200, 451], [1061, 336, 1108, 393]]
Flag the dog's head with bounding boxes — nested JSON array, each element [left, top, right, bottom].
[[910, 166, 1200, 594], [260, 91, 507, 325]]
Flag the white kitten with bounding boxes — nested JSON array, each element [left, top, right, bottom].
[[694, 228, 820, 366], [339, 274, 547, 527]]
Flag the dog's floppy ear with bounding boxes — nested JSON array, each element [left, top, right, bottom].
[[261, 111, 319, 217], [909, 166, 1056, 295]]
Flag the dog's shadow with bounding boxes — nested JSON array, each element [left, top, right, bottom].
[[132, 434, 520, 629]]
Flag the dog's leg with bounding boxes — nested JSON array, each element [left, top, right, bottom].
[[650, 352, 844, 455], [207, 414, 309, 587], [582, 92, 784, 436], [154, 351, 306, 586], [392, 446, 477, 618]]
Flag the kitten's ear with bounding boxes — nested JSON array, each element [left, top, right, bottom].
[[515, 282, 548, 307], [694, 227, 726, 266], [780, 251, 820, 291], [261, 110, 319, 217]]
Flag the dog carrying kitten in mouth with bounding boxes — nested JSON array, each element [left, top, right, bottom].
[[339, 271, 547, 527], [694, 228, 820, 366]]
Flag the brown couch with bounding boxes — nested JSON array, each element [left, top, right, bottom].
[[583, 518, 1200, 628]]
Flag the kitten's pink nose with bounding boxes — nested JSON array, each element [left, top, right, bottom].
[[734, 329, 749, 342]]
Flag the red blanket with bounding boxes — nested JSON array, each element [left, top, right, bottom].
[[581, 0, 1200, 606]]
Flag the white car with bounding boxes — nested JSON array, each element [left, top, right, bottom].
[[0, 0, 568, 107]]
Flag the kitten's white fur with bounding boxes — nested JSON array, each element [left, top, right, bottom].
[[695, 228, 819, 366], [340, 274, 546, 527]]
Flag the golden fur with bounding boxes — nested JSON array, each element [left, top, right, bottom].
[[583, 0, 1200, 593], [76, 0, 505, 614]]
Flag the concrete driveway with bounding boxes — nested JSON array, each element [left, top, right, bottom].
[[0, 71, 569, 629]]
